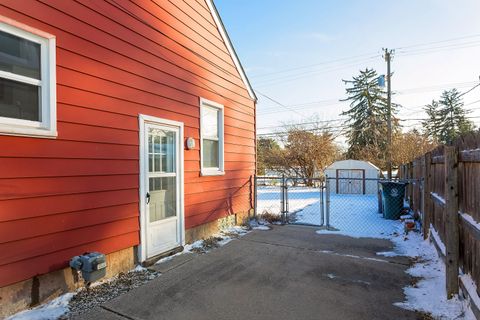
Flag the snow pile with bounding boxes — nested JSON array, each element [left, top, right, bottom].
[[247, 218, 272, 231], [384, 225, 475, 319], [7, 293, 74, 320], [155, 225, 250, 261]]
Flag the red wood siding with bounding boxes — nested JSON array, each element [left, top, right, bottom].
[[0, 0, 255, 287]]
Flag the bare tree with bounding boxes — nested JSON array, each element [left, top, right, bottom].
[[260, 121, 341, 185], [392, 129, 437, 166]]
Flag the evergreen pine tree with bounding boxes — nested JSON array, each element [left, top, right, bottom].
[[341, 68, 397, 166], [422, 100, 442, 142], [436, 89, 474, 143]]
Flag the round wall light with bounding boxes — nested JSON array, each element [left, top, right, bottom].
[[186, 137, 196, 150]]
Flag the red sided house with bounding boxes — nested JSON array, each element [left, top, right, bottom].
[[0, 0, 256, 316]]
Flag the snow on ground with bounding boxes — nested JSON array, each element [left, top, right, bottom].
[[387, 228, 475, 319], [257, 186, 476, 319], [256, 186, 319, 220], [7, 293, 74, 320], [257, 186, 400, 238], [315, 194, 400, 238]]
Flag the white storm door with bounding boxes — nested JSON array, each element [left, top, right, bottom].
[[144, 123, 181, 258]]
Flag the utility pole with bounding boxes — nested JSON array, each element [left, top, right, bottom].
[[384, 48, 394, 180]]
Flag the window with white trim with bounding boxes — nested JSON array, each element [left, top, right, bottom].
[[200, 98, 224, 176], [0, 20, 56, 137]]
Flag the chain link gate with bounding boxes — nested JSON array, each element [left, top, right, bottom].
[[255, 176, 328, 227]]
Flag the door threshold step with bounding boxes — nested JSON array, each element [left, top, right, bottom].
[[142, 246, 184, 267], [147, 252, 195, 273]]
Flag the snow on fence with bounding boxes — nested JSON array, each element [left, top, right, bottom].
[[399, 131, 480, 314]]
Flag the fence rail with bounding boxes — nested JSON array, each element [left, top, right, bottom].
[[398, 132, 480, 301]]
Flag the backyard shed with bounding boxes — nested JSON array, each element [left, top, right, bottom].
[[325, 160, 380, 195]]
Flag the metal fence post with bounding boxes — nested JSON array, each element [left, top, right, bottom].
[[326, 177, 331, 228], [320, 180, 325, 226], [281, 175, 286, 224]]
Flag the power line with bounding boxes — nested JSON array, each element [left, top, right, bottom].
[[397, 42, 480, 58], [253, 56, 380, 88], [257, 79, 480, 115], [258, 118, 346, 130], [250, 51, 381, 79], [394, 33, 480, 51], [255, 90, 306, 118]]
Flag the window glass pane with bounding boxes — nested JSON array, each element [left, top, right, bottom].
[[154, 154, 160, 172], [0, 78, 40, 121], [148, 128, 176, 173], [0, 31, 41, 79], [149, 177, 176, 222], [154, 135, 160, 153], [202, 106, 218, 138], [148, 154, 153, 173], [164, 131, 175, 173], [203, 139, 219, 168]]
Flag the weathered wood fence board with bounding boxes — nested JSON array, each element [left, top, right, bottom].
[[399, 132, 480, 299]]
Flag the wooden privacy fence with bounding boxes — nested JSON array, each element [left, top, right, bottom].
[[398, 132, 480, 304]]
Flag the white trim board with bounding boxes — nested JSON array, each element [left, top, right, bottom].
[[206, 0, 257, 101], [138, 114, 185, 262], [0, 16, 57, 138]]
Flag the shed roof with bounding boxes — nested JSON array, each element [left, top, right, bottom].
[[325, 159, 380, 171]]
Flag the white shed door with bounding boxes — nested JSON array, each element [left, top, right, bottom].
[[338, 169, 363, 194]]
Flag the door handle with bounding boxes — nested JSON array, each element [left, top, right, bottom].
[[146, 192, 151, 204]]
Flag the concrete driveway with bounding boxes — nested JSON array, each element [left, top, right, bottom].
[[75, 225, 421, 320]]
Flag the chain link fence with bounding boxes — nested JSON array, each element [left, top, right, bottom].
[[255, 175, 419, 237]]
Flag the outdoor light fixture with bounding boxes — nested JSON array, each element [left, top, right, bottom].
[[186, 137, 196, 150]]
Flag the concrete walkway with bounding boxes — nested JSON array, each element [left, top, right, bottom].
[[75, 225, 420, 320]]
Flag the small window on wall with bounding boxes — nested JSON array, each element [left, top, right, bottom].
[[0, 19, 56, 137], [200, 98, 224, 176]]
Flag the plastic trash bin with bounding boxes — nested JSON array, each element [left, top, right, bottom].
[[379, 181, 408, 220]]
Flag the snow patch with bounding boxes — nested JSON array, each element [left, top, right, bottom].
[[7, 293, 74, 320], [430, 225, 446, 256], [376, 251, 399, 257], [431, 192, 446, 206], [387, 224, 474, 319], [461, 213, 480, 232], [253, 225, 271, 231]]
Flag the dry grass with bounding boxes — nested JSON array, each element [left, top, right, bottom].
[[190, 236, 223, 254], [257, 211, 283, 224]]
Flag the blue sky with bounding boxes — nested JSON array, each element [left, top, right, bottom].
[[215, 0, 480, 140]]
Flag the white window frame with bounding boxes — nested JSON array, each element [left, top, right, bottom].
[[0, 17, 56, 138], [200, 98, 224, 176]]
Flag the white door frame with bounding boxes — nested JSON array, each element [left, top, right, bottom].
[[138, 114, 185, 262]]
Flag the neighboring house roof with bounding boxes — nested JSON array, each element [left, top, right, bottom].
[[207, 0, 257, 101]]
